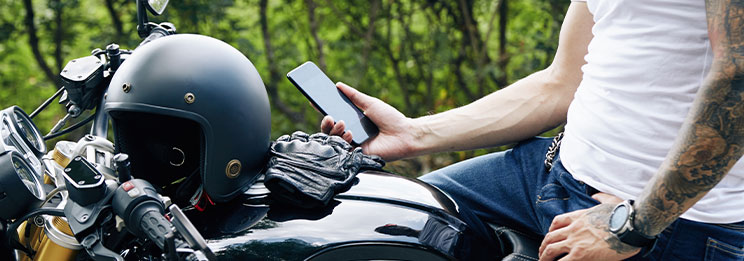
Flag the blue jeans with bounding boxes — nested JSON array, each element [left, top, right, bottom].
[[419, 137, 744, 260]]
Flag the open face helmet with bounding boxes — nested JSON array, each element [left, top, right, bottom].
[[104, 34, 271, 204]]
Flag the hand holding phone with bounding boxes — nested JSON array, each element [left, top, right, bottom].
[[286, 62, 379, 145]]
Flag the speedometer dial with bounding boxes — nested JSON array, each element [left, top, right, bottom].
[[0, 151, 44, 219], [11, 107, 46, 156]]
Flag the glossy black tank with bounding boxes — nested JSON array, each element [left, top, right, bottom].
[[185, 171, 493, 260]]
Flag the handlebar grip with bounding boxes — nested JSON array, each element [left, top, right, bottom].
[[139, 210, 172, 249], [113, 179, 195, 260], [139, 208, 193, 260], [113, 179, 174, 249]]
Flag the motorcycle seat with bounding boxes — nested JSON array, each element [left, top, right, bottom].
[[489, 224, 541, 261]]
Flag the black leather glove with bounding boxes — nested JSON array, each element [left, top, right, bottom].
[[264, 131, 384, 208]]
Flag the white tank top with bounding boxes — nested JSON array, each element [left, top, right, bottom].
[[561, 0, 744, 223]]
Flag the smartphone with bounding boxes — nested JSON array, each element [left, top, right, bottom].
[[287, 61, 379, 145]]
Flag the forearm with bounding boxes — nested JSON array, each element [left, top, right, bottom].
[[634, 0, 744, 236], [409, 67, 575, 155], [634, 65, 744, 236], [400, 2, 592, 157]]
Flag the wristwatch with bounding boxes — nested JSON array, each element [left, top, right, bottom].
[[608, 200, 658, 248]]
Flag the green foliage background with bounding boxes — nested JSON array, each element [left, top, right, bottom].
[[0, 0, 568, 176]]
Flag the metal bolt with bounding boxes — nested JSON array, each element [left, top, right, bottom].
[[78, 180, 85, 185], [33, 216, 44, 227], [184, 93, 195, 104], [85, 134, 95, 141], [64, 168, 71, 172], [69, 106, 82, 117], [226, 159, 242, 178], [81, 214, 88, 221], [122, 83, 131, 93]]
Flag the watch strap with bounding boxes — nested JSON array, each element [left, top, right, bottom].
[[616, 227, 657, 248]]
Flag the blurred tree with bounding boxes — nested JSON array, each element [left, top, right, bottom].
[[0, 0, 569, 176]]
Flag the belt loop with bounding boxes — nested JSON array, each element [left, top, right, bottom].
[[544, 132, 564, 172]]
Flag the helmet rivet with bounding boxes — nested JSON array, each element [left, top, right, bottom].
[[184, 93, 196, 104], [226, 159, 241, 179], [122, 83, 131, 93]]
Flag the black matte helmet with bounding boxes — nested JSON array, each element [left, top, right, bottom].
[[104, 34, 271, 203]]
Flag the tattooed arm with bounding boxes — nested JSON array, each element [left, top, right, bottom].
[[539, 1, 744, 260], [633, 0, 744, 237]]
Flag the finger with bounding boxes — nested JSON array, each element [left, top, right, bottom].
[[557, 253, 575, 261], [592, 192, 623, 204], [539, 227, 569, 256], [321, 115, 335, 134], [539, 241, 570, 261], [330, 120, 346, 136], [337, 82, 375, 111], [341, 130, 353, 144], [548, 211, 582, 233]]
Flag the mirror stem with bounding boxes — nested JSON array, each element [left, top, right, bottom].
[[136, 0, 150, 38]]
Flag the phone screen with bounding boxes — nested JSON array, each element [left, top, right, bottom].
[[287, 62, 378, 145]]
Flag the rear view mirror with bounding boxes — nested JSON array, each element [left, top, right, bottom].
[[147, 0, 169, 16]]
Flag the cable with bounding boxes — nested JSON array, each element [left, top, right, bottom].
[[41, 185, 67, 207], [43, 114, 95, 140], [29, 87, 65, 119], [5, 208, 65, 256]]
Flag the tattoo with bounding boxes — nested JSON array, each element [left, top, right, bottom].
[[634, 0, 744, 236], [588, 204, 639, 254]]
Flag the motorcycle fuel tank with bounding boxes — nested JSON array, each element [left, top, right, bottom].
[[185, 171, 493, 260]]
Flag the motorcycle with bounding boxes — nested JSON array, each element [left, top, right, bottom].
[[0, 1, 542, 260]]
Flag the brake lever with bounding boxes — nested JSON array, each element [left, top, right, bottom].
[[169, 204, 217, 261]]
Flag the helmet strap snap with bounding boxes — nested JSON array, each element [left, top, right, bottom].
[[189, 184, 216, 212]]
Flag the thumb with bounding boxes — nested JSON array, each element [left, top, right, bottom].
[[337, 82, 375, 111], [591, 192, 623, 204]]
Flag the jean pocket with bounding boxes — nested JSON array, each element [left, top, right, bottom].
[[535, 183, 570, 232], [536, 183, 570, 203], [705, 237, 744, 261]]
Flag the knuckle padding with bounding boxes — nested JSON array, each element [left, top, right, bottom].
[[265, 131, 385, 208]]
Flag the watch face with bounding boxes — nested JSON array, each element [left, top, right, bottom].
[[610, 204, 629, 232]]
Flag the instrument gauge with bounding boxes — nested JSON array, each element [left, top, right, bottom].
[[9, 107, 46, 156], [0, 106, 46, 157], [0, 150, 44, 219]]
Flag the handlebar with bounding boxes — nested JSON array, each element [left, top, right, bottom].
[[140, 210, 187, 251], [112, 179, 191, 258], [138, 23, 176, 48]]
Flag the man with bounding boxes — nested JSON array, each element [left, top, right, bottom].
[[322, 0, 744, 259]]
